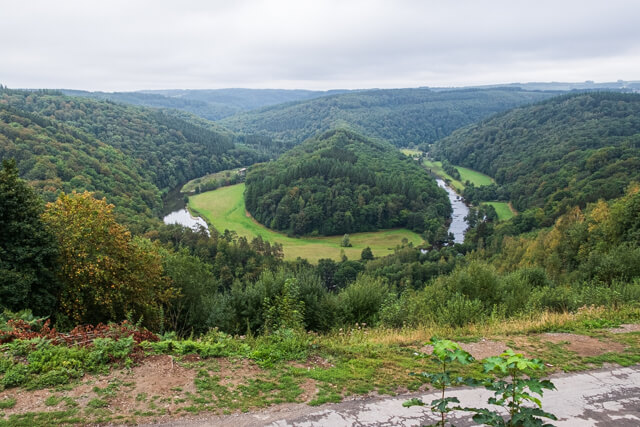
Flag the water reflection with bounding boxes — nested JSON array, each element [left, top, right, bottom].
[[436, 179, 469, 244], [162, 209, 210, 235]]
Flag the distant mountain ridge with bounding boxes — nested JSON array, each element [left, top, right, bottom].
[[218, 87, 558, 147], [61, 88, 352, 120]]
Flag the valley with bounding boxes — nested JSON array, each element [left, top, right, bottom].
[[2, 86, 640, 426], [188, 183, 424, 262]]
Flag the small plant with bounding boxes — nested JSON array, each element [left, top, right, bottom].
[[0, 396, 17, 409], [404, 338, 475, 426], [466, 349, 557, 426], [87, 398, 109, 409]]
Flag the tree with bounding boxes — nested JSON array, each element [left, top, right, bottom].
[[361, 246, 374, 261], [42, 191, 175, 329], [0, 159, 58, 315], [340, 234, 352, 247]]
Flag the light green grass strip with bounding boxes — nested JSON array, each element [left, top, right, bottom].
[[189, 184, 423, 262], [483, 201, 516, 221]]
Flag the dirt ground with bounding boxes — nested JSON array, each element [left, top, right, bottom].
[[1, 326, 638, 425]]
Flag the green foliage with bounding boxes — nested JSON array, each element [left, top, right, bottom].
[[337, 276, 391, 325], [249, 328, 310, 367], [0, 88, 266, 231], [360, 246, 374, 261], [0, 336, 137, 390], [340, 234, 352, 248], [0, 397, 16, 409], [42, 191, 175, 329], [221, 88, 554, 147], [406, 338, 475, 426], [0, 160, 58, 315], [467, 350, 557, 426], [263, 279, 305, 332], [434, 92, 640, 225], [245, 129, 450, 236]]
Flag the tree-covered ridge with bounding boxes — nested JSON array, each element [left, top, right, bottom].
[[244, 129, 451, 238], [0, 88, 270, 230], [432, 92, 640, 223], [0, 89, 238, 189], [0, 102, 161, 229], [219, 88, 557, 147], [63, 88, 351, 121]]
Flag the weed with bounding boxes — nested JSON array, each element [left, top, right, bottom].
[[0, 397, 16, 409], [86, 398, 109, 409]]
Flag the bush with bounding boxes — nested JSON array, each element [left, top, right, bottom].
[[337, 275, 391, 325]]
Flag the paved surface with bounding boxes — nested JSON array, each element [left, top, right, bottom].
[[146, 365, 640, 426]]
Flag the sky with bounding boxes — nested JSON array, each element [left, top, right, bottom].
[[2, 0, 639, 91]]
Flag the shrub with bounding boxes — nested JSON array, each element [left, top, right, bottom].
[[337, 276, 391, 325]]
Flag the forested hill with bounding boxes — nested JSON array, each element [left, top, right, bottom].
[[432, 92, 640, 221], [0, 89, 263, 230], [62, 88, 350, 121], [219, 88, 557, 147], [244, 129, 451, 238]]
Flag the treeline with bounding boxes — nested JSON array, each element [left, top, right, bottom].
[[220, 88, 556, 147], [3, 159, 640, 339], [432, 92, 640, 225], [0, 88, 274, 230], [0, 160, 283, 334], [244, 130, 451, 238]]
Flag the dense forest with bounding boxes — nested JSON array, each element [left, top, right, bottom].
[[0, 87, 639, 361], [432, 92, 640, 225], [244, 129, 451, 238], [0, 88, 274, 230], [63, 88, 349, 121], [219, 88, 557, 147]]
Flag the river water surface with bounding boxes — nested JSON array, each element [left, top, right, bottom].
[[162, 209, 209, 234], [436, 179, 469, 244]]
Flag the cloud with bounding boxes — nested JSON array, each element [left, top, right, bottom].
[[1, 0, 639, 90]]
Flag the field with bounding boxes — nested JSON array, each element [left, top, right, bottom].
[[483, 201, 516, 221], [181, 168, 245, 193], [189, 184, 423, 262], [457, 166, 494, 187], [421, 159, 495, 192]]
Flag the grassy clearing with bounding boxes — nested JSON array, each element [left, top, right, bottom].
[[483, 201, 516, 221], [422, 159, 495, 192], [400, 148, 422, 156], [422, 160, 466, 192], [457, 167, 494, 187], [189, 184, 423, 262], [181, 168, 245, 193]]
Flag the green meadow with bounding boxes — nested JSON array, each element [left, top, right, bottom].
[[483, 201, 516, 221], [189, 184, 423, 262]]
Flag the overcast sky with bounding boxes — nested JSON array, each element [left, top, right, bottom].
[[2, 0, 639, 91]]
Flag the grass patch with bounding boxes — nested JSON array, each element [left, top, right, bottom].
[[483, 201, 516, 221], [422, 160, 495, 192], [0, 397, 16, 409], [457, 167, 494, 187], [181, 167, 245, 194], [189, 184, 423, 262]]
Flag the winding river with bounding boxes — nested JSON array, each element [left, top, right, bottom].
[[162, 208, 209, 234], [436, 179, 469, 244]]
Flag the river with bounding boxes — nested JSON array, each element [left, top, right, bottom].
[[436, 179, 469, 244], [162, 208, 209, 234], [161, 186, 209, 234]]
